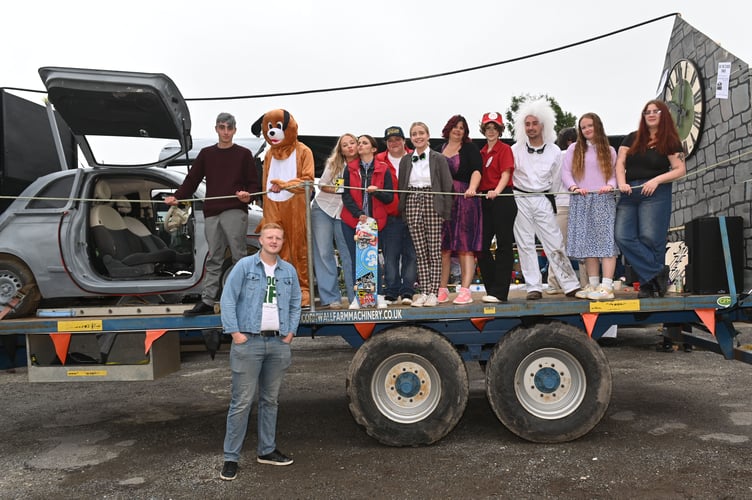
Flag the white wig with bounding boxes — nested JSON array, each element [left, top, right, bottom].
[[513, 98, 557, 145]]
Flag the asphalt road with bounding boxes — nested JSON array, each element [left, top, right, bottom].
[[1, 326, 751, 499]]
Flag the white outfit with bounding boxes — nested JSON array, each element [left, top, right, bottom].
[[512, 142, 579, 294]]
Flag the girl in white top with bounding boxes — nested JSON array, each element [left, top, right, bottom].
[[310, 134, 357, 308]]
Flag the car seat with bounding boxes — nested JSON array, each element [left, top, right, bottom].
[[89, 181, 179, 277], [115, 196, 193, 268]]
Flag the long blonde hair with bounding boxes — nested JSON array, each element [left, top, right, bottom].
[[324, 133, 357, 178], [571, 113, 613, 183]]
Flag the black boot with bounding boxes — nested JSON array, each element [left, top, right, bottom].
[[637, 281, 655, 298], [654, 266, 669, 297]]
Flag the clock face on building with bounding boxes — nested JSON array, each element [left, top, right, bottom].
[[663, 59, 704, 157]]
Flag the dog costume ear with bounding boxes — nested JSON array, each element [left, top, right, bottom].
[[250, 114, 265, 137], [281, 110, 290, 130]]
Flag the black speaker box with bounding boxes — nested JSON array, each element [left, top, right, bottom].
[[684, 216, 744, 294]]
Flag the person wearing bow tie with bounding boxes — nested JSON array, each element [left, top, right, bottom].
[[511, 99, 581, 300], [397, 122, 453, 307]]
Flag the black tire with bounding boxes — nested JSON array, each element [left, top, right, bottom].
[[346, 326, 469, 446], [485, 321, 612, 443], [219, 245, 258, 291], [220, 259, 235, 291], [0, 257, 41, 318]]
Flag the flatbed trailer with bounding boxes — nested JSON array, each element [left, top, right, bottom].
[[2, 288, 751, 447]]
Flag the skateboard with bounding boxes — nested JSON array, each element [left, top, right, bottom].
[[354, 217, 378, 308]]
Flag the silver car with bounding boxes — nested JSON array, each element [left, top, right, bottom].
[[0, 67, 261, 317]]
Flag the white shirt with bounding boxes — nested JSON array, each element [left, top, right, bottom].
[[511, 142, 562, 193], [260, 260, 280, 331], [313, 160, 344, 218], [388, 153, 402, 180], [408, 151, 431, 188]]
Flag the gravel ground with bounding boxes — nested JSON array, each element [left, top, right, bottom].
[[1, 325, 751, 499]]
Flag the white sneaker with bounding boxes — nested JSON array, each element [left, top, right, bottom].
[[424, 293, 438, 307], [545, 287, 563, 295], [377, 295, 388, 309], [587, 286, 614, 300], [348, 299, 360, 310], [575, 285, 595, 299], [401, 296, 413, 306], [411, 294, 427, 307], [482, 295, 501, 303]]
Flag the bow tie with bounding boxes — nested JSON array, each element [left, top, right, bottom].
[[526, 144, 546, 154], [412, 152, 426, 162]]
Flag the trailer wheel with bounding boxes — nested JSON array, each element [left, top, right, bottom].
[[0, 258, 41, 318], [485, 321, 611, 443], [346, 327, 468, 446]]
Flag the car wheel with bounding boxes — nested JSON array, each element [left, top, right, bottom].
[[0, 257, 41, 318]]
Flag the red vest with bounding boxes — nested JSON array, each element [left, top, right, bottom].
[[341, 158, 392, 230], [375, 151, 402, 217]]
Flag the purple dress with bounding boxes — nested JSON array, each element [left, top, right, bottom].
[[441, 153, 482, 253]]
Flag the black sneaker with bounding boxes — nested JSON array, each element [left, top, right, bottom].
[[257, 449, 293, 466], [220, 461, 238, 481], [184, 302, 214, 316]]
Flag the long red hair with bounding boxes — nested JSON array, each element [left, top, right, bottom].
[[627, 100, 682, 156]]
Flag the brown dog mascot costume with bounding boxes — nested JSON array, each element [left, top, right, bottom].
[[251, 109, 314, 307]]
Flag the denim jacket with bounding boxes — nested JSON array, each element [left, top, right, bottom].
[[220, 252, 302, 336]]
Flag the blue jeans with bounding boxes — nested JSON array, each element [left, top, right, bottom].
[[310, 201, 354, 303], [224, 335, 292, 461], [614, 181, 672, 284], [381, 216, 417, 299]]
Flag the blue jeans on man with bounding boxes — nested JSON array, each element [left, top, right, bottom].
[[381, 215, 417, 300], [614, 181, 672, 284], [224, 335, 292, 462]]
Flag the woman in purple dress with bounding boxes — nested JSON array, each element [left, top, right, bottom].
[[437, 115, 483, 305]]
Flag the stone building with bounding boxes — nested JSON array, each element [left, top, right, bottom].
[[662, 15, 751, 288]]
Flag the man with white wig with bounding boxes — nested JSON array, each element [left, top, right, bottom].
[[511, 99, 581, 300]]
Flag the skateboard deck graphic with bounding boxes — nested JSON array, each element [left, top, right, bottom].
[[354, 217, 378, 308]]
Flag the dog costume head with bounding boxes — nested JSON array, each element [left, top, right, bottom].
[[251, 109, 299, 160]]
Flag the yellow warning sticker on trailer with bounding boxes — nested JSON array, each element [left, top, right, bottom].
[[589, 300, 641, 312], [57, 320, 103, 332], [67, 370, 108, 377]]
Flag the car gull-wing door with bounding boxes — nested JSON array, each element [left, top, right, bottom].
[[38, 66, 191, 168]]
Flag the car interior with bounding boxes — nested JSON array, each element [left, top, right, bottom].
[[89, 177, 195, 279]]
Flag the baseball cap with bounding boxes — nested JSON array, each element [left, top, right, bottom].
[[384, 126, 405, 140], [481, 112, 503, 128]]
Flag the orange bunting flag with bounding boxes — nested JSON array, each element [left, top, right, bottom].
[[470, 318, 490, 332], [694, 309, 716, 335], [354, 323, 375, 340], [144, 329, 168, 354], [49, 333, 72, 365], [581, 313, 599, 337]]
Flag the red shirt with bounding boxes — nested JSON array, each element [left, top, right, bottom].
[[478, 141, 514, 192]]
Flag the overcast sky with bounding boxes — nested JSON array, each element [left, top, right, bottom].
[[2, 0, 749, 158]]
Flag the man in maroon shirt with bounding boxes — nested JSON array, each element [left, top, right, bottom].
[[166, 113, 260, 315]]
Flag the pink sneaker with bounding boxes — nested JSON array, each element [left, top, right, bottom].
[[452, 287, 473, 305], [437, 287, 450, 303]]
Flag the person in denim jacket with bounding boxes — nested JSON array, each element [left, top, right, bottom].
[[219, 222, 301, 480]]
